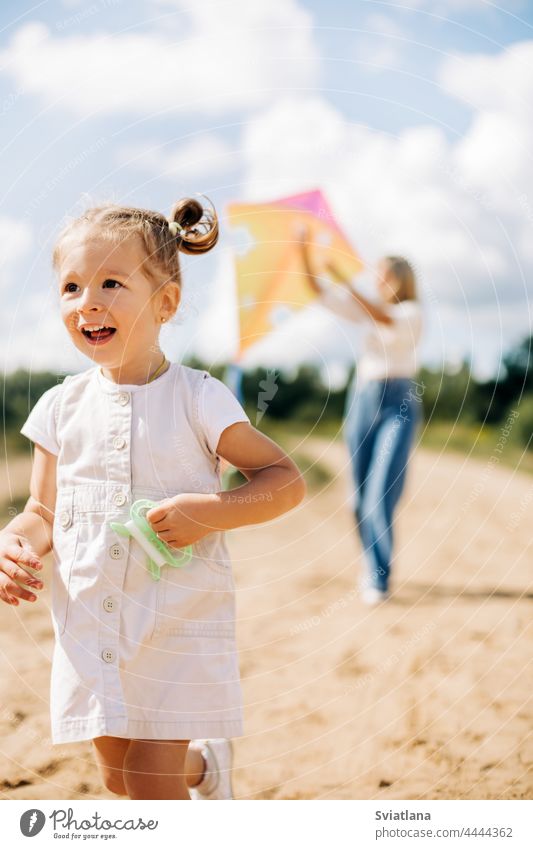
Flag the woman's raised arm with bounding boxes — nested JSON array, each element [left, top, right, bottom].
[[295, 227, 393, 326], [294, 225, 325, 295]]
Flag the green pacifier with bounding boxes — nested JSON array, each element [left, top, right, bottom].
[[109, 498, 193, 581]]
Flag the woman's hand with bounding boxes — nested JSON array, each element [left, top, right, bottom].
[[293, 224, 325, 295], [146, 494, 215, 549], [293, 222, 310, 248], [0, 531, 44, 606], [324, 259, 351, 287]]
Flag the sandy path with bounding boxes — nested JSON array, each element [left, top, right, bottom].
[[0, 438, 531, 799]]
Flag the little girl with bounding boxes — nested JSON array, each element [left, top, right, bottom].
[[0, 197, 306, 800]]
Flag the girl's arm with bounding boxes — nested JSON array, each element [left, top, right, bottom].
[[146, 424, 306, 547], [0, 444, 55, 604], [209, 422, 306, 526]]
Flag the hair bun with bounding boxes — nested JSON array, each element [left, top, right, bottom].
[[168, 195, 218, 255]]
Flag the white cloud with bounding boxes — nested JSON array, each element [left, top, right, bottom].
[[0, 218, 66, 373], [116, 134, 237, 181], [439, 39, 533, 116], [0, 0, 319, 118], [0, 289, 78, 374], [355, 12, 408, 72], [192, 249, 241, 365], [439, 40, 533, 213], [0, 217, 32, 294]]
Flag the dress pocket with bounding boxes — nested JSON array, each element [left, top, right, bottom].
[[194, 533, 233, 577], [151, 541, 235, 639], [52, 521, 80, 638]]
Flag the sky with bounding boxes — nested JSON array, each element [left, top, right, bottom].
[[1, 0, 532, 383]]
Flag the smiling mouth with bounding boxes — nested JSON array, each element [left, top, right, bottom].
[[80, 326, 117, 343]]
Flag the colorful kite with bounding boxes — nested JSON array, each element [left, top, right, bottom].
[[226, 188, 363, 360]]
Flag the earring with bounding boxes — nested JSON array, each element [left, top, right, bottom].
[[161, 317, 166, 323]]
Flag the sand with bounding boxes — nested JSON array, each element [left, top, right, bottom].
[[0, 436, 531, 800]]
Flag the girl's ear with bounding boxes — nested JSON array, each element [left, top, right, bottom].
[[155, 282, 181, 322]]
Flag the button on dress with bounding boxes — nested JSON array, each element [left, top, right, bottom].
[[20, 362, 250, 744]]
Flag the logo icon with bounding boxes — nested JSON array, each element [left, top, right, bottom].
[[20, 809, 46, 837], [256, 369, 279, 424]]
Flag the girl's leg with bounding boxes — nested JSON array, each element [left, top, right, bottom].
[[185, 744, 206, 787], [122, 739, 204, 800], [92, 736, 206, 799], [91, 736, 130, 796]]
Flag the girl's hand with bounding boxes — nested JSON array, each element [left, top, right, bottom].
[[0, 532, 44, 606], [146, 494, 214, 549]]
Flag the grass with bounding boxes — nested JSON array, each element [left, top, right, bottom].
[[418, 420, 533, 476], [256, 416, 533, 477], [0, 494, 29, 528]]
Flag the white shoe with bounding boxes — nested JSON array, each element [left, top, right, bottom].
[[360, 586, 390, 606], [189, 739, 234, 800]]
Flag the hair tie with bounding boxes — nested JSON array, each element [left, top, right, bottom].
[[168, 220, 186, 238]]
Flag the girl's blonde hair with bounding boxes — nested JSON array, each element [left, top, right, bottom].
[[52, 196, 218, 291], [383, 256, 417, 301]]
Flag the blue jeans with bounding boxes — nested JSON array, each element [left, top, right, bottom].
[[343, 376, 423, 592]]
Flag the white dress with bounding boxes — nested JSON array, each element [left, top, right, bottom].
[[20, 362, 250, 744]]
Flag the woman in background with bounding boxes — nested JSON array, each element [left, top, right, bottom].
[[297, 228, 424, 605]]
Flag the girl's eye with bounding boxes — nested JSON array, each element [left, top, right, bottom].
[[64, 282, 78, 293], [103, 278, 122, 289]]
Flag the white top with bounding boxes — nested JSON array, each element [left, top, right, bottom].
[[318, 281, 423, 383], [19, 361, 250, 744]]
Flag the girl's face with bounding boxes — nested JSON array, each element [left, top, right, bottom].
[[376, 259, 400, 304], [58, 231, 179, 378]]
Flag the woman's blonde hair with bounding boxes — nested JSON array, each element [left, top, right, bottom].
[[383, 256, 417, 301], [52, 195, 218, 292]]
